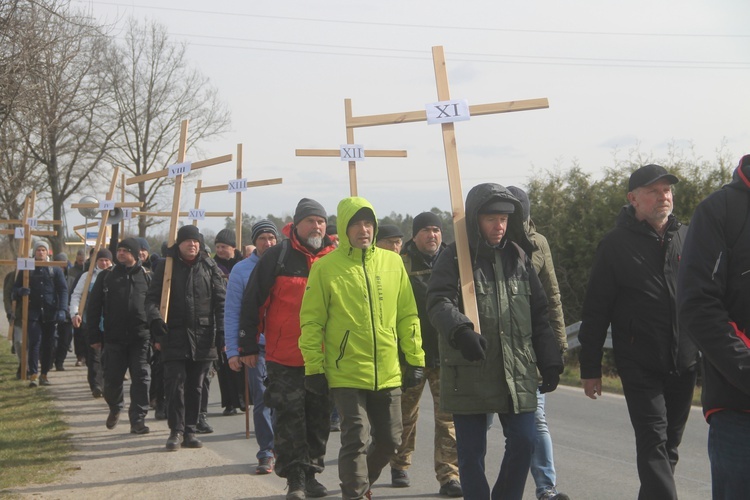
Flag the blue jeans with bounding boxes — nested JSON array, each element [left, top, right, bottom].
[[455, 411, 536, 500], [708, 410, 750, 500], [247, 345, 274, 459], [531, 391, 557, 498]]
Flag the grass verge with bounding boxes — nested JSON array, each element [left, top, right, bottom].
[[561, 363, 702, 406], [0, 340, 71, 492]]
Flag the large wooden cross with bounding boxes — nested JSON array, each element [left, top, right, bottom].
[[70, 167, 145, 319], [0, 192, 66, 380], [296, 99, 407, 196], [346, 46, 549, 332], [126, 119, 232, 321], [195, 144, 283, 248]]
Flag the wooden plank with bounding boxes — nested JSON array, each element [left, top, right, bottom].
[[132, 211, 233, 217], [195, 178, 283, 194], [235, 144, 243, 249], [71, 201, 143, 209], [295, 149, 407, 158], [125, 153, 233, 185]]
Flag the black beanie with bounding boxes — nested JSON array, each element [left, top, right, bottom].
[[412, 212, 442, 235], [176, 225, 201, 246], [136, 237, 150, 252], [377, 224, 403, 240], [95, 247, 113, 262], [348, 207, 375, 228], [506, 186, 531, 221], [251, 219, 279, 244], [117, 238, 140, 261], [293, 198, 327, 225], [215, 228, 236, 248]]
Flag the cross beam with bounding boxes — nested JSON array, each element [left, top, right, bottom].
[[345, 46, 549, 332]]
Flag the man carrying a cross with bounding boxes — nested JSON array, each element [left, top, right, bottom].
[[146, 224, 226, 451], [426, 183, 563, 500], [14, 241, 69, 387]]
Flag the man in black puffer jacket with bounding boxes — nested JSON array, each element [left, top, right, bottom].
[[146, 225, 225, 451], [86, 238, 152, 434], [678, 153, 750, 500], [579, 164, 698, 500]]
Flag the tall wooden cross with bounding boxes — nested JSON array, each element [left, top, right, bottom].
[[0, 192, 66, 380], [126, 119, 232, 321], [346, 46, 549, 332], [70, 167, 145, 319], [296, 99, 407, 196], [195, 143, 283, 248]]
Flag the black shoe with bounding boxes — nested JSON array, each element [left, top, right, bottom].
[[305, 471, 328, 498], [92, 388, 103, 398], [166, 430, 182, 451], [439, 479, 463, 497], [182, 432, 203, 449], [391, 468, 410, 487], [539, 491, 570, 500], [106, 409, 120, 429], [55, 363, 65, 371], [222, 406, 238, 416], [155, 400, 167, 420], [196, 413, 214, 434], [286, 468, 306, 500], [130, 421, 150, 434]]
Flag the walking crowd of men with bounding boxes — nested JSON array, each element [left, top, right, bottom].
[[5, 155, 750, 500]]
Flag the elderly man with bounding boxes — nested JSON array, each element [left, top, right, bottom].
[[239, 199, 336, 499], [146, 225, 225, 451], [375, 224, 403, 253], [579, 165, 698, 500], [300, 196, 425, 500]]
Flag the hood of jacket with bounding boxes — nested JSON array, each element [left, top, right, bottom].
[[465, 183, 533, 256], [729, 154, 750, 193], [336, 197, 378, 259]]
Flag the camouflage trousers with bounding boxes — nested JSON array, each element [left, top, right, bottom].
[[264, 361, 331, 478], [390, 366, 459, 484]]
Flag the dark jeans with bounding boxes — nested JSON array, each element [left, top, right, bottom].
[[200, 365, 212, 414], [149, 349, 164, 403], [102, 340, 151, 425], [164, 358, 211, 434], [619, 366, 696, 500], [87, 344, 103, 393], [454, 411, 536, 500], [54, 321, 73, 367], [332, 387, 402, 499], [217, 355, 243, 410], [247, 346, 274, 459], [73, 325, 87, 359], [265, 362, 330, 478], [708, 410, 750, 500], [28, 320, 56, 376]]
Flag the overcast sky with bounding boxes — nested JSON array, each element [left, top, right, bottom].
[[74, 0, 750, 235]]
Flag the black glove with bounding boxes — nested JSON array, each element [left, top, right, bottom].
[[6, 312, 13, 322], [304, 373, 329, 396], [55, 310, 67, 323], [402, 364, 424, 389], [150, 319, 168, 341], [453, 326, 488, 362], [539, 368, 560, 394], [16, 287, 30, 297]]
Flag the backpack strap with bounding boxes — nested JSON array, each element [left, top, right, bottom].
[[273, 239, 291, 277]]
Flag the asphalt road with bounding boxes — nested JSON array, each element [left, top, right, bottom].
[[199, 382, 712, 499]]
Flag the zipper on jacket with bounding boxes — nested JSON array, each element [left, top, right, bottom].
[[336, 330, 351, 369], [362, 251, 378, 390]]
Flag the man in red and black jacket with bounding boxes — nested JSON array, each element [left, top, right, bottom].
[[238, 198, 336, 500], [678, 153, 750, 500]]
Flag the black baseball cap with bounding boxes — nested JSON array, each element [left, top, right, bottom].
[[628, 164, 679, 192]]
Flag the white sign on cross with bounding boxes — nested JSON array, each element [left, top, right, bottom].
[[345, 46, 549, 332]]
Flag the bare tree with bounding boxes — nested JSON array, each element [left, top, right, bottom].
[[104, 18, 231, 237], [9, 3, 118, 253]]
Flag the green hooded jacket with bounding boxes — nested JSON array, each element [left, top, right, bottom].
[[299, 197, 425, 390]]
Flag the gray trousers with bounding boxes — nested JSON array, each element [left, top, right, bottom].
[[332, 387, 402, 499]]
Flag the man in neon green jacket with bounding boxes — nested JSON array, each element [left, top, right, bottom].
[[300, 196, 425, 500]]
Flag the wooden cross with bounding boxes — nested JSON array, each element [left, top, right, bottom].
[[346, 46, 549, 332], [69, 167, 145, 320], [296, 99, 407, 196], [126, 119, 232, 321], [0, 191, 66, 380], [195, 143, 283, 248]]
